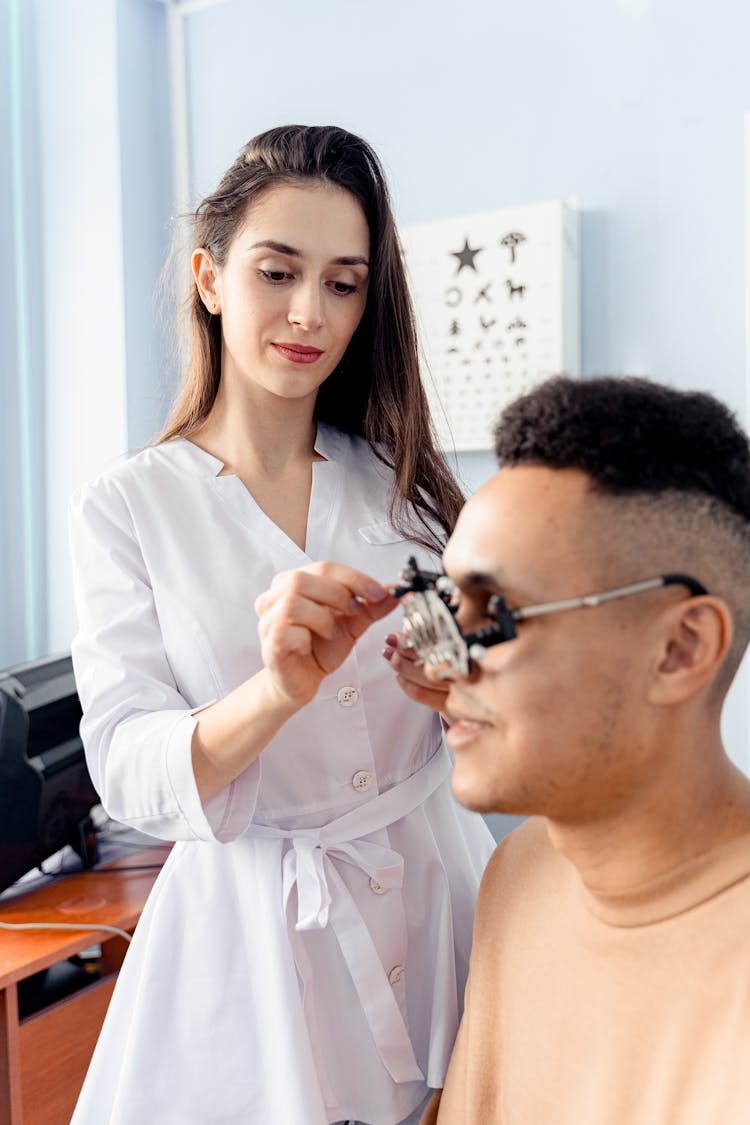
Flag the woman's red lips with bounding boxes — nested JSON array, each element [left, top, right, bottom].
[[272, 342, 325, 364]]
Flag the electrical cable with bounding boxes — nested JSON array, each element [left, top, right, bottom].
[[1, 832, 165, 938], [0, 919, 132, 942]]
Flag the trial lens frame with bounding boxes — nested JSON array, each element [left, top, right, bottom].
[[392, 556, 709, 679]]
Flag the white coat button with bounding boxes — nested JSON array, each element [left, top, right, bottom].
[[388, 965, 405, 986], [352, 770, 373, 792], [369, 878, 387, 895], [337, 686, 359, 707]]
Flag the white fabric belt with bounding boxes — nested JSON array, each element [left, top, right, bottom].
[[247, 744, 451, 1091]]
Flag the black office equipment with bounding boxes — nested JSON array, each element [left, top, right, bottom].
[[0, 653, 99, 894]]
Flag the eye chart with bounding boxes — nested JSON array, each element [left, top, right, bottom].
[[400, 200, 580, 451]]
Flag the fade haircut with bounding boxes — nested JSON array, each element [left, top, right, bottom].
[[494, 375, 750, 687]]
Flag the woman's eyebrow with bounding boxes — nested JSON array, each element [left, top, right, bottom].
[[248, 239, 369, 268], [249, 239, 300, 256]]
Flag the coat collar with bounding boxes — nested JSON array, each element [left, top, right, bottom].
[[161, 422, 351, 478]]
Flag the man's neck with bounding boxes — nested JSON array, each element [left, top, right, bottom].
[[544, 752, 750, 894]]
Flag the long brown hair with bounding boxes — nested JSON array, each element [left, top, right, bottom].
[[159, 124, 463, 551]]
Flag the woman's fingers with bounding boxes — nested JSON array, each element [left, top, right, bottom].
[[255, 562, 398, 695], [257, 563, 390, 621], [262, 622, 314, 662], [257, 591, 341, 644], [383, 632, 450, 712], [252, 564, 399, 711]]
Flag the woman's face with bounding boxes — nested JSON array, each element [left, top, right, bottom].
[[194, 181, 370, 409]]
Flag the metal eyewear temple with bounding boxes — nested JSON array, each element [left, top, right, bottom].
[[467, 572, 709, 652]]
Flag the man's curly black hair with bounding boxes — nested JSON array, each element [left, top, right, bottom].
[[494, 375, 750, 523]]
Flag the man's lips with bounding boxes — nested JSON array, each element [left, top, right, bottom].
[[444, 700, 492, 727], [272, 342, 325, 364], [443, 700, 494, 744], [445, 714, 493, 751], [447, 715, 493, 732]]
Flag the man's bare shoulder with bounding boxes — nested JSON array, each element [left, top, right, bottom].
[[478, 817, 560, 910], [485, 816, 550, 873]]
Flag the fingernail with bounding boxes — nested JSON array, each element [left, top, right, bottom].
[[367, 581, 387, 600], [382, 647, 394, 661], [348, 597, 361, 613], [384, 634, 398, 647]]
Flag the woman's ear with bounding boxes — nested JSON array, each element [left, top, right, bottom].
[[648, 597, 733, 705], [192, 248, 221, 315]]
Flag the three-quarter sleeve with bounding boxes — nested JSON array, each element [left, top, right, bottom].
[[68, 477, 260, 842]]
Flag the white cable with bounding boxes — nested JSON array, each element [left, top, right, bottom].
[[0, 920, 132, 942]]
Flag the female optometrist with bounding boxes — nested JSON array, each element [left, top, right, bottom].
[[68, 124, 494, 1125]]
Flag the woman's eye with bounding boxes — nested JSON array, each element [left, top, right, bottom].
[[258, 269, 293, 283], [328, 280, 358, 296]]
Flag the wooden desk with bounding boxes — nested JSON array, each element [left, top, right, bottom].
[[0, 848, 170, 1125]]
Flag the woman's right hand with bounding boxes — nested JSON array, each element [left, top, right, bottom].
[[255, 562, 396, 711], [191, 563, 394, 803]]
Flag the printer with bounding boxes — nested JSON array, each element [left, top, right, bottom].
[[0, 653, 99, 894]]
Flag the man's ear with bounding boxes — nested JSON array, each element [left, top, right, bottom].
[[192, 248, 221, 315], [648, 597, 733, 705]]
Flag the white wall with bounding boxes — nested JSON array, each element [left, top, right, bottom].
[[28, 0, 172, 659], [35, 0, 129, 652]]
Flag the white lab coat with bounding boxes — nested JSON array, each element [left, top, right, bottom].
[[68, 424, 494, 1125]]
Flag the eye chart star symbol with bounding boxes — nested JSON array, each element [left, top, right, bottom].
[[450, 237, 484, 274]]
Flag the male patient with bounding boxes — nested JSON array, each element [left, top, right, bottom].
[[410, 376, 750, 1123]]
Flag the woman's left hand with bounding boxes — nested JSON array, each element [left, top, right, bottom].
[[382, 632, 451, 714]]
